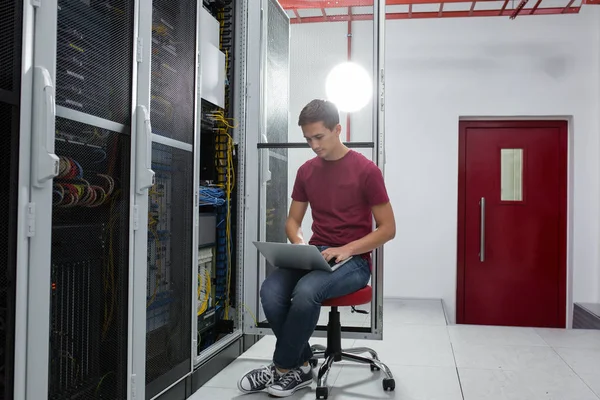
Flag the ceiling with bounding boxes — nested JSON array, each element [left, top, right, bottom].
[[278, 0, 592, 21]]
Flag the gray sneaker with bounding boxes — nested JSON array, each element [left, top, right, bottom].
[[237, 364, 279, 394], [267, 367, 313, 397]]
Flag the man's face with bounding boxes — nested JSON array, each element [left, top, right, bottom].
[[302, 121, 341, 160]]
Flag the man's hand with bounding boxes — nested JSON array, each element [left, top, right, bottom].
[[321, 246, 353, 263]]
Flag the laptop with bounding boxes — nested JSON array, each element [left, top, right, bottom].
[[253, 241, 353, 272]]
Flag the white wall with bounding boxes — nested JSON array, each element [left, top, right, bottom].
[[287, 8, 600, 323]]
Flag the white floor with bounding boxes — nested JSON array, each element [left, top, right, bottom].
[[190, 299, 600, 400]]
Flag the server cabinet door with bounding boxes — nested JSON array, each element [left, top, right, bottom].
[[141, 1, 198, 398], [1, 1, 28, 399], [25, 0, 60, 398], [46, 1, 136, 399]]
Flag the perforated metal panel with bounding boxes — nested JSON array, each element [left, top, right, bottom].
[[50, 2, 134, 398], [145, 0, 196, 396], [0, 1, 16, 93], [50, 117, 131, 400], [0, 103, 17, 400], [265, 0, 290, 252], [265, 0, 289, 144], [145, 143, 193, 396], [56, 0, 134, 125], [0, 1, 22, 399], [149, 0, 197, 144]]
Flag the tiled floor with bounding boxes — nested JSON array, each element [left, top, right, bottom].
[[190, 299, 600, 400]]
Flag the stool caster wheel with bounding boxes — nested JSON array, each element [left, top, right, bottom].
[[316, 386, 328, 399], [370, 364, 380, 372], [383, 378, 395, 391], [309, 358, 318, 368]]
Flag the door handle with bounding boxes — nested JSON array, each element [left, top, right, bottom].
[[135, 105, 155, 194], [479, 197, 485, 262], [32, 66, 60, 188]]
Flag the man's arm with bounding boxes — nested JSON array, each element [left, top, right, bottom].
[[346, 201, 396, 255], [322, 201, 396, 262], [286, 200, 309, 244]]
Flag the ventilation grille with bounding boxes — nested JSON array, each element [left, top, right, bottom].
[[264, 0, 291, 252], [266, 0, 290, 143], [56, 0, 134, 125], [0, 1, 16, 92], [0, 101, 17, 400], [0, 1, 22, 398], [145, 143, 193, 389], [145, 0, 196, 391], [149, 0, 197, 144], [50, 117, 131, 400]]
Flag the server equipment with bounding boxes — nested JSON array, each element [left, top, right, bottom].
[[10, 1, 386, 399]]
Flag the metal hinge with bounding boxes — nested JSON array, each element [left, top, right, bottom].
[[26, 203, 35, 237], [136, 37, 143, 63], [31, 0, 41, 7], [131, 374, 137, 400], [133, 205, 139, 230]]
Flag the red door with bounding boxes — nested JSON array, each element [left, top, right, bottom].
[[457, 121, 567, 328]]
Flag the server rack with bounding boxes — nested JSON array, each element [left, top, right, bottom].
[[0, 1, 24, 399], [48, 1, 136, 398], [137, 0, 199, 398], [194, 1, 241, 367], [11, 1, 385, 398], [22, 0, 154, 398], [242, 0, 388, 344]]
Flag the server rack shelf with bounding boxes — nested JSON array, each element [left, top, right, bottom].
[[49, 0, 134, 398]]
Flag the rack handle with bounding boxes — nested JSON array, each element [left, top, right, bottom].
[[136, 105, 155, 194], [32, 66, 59, 188]]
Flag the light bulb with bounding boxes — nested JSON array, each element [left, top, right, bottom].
[[325, 62, 372, 113]]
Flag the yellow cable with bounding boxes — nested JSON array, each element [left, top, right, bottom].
[[198, 269, 211, 315], [240, 302, 258, 327]]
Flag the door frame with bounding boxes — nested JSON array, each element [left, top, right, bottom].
[[456, 119, 568, 328]]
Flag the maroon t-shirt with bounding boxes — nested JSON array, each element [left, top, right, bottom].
[[291, 150, 390, 249]]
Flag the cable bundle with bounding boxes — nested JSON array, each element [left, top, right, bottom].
[[206, 109, 237, 320], [199, 186, 226, 206], [53, 156, 116, 207]]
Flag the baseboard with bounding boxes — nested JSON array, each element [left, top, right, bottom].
[[383, 297, 450, 325], [573, 303, 600, 330]]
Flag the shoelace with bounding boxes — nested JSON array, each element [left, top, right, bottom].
[[278, 369, 303, 387], [249, 366, 274, 388]]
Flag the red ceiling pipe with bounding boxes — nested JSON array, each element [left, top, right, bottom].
[[280, 0, 501, 8], [346, 8, 352, 141], [530, 0, 543, 13], [509, 0, 528, 18], [289, 6, 580, 23]]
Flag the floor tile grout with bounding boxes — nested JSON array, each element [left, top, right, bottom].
[[550, 346, 600, 400], [198, 301, 600, 400], [447, 323, 467, 400]]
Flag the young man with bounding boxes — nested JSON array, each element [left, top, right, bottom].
[[238, 99, 395, 397]]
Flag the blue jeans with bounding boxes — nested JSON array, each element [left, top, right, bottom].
[[259, 247, 371, 370]]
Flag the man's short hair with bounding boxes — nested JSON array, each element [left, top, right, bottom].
[[298, 99, 340, 130]]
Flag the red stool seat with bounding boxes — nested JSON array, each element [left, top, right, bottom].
[[322, 285, 372, 307], [312, 284, 395, 399]]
